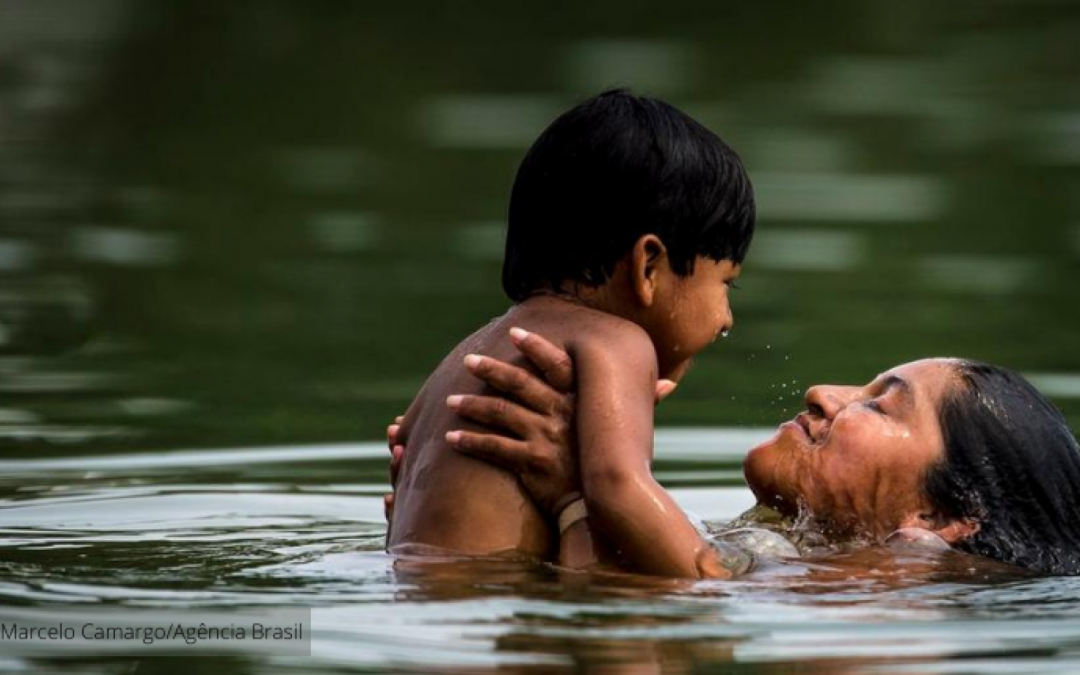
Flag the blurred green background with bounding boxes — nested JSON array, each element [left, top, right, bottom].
[[1, 0, 1078, 456]]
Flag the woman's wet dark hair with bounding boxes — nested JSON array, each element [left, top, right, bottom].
[[926, 360, 1080, 574], [502, 89, 755, 302]]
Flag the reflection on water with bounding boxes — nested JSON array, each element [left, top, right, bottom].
[[2, 434, 1080, 675], [1, 1, 1080, 674], [1, 0, 1079, 454]]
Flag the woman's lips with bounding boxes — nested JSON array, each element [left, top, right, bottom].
[[782, 418, 810, 440], [787, 413, 817, 443], [797, 413, 813, 436]]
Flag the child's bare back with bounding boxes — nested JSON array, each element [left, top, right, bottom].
[[387, 296, 649, 558]]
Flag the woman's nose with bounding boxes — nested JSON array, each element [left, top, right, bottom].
[[805, 384, 859, 419]]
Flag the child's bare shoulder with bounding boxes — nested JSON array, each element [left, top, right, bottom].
[[557, 305, 658, 377]]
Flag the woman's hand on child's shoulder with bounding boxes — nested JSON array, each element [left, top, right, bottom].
[[445, 328, 579, 517], [381, 327, 678, 524]]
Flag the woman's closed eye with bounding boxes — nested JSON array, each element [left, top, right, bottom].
[[864, 399, 885, 414]]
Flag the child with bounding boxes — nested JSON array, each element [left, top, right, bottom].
[[387, 90, 755, 577]]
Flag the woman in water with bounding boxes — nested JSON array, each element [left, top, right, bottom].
[[387, 330, 1080, 577]]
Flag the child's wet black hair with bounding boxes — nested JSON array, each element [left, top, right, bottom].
[[926, 361, 1080, 575], [502, 89, 755, 302]]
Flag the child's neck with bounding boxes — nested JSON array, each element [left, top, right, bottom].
[[522, 282, 640, 325]]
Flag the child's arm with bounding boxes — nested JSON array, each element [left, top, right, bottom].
[[571, 327, 724, 578]]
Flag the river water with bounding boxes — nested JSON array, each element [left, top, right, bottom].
[[4, 430, 1080, 674], [2, 1, 1080, 673]]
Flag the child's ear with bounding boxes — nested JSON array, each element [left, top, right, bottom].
[[629, 234, 669, 308]]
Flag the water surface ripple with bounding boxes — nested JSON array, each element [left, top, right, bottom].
[[1, 432, 1078, 674]]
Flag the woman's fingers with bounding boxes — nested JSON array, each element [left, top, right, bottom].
[[390, 444, 404, 486], [446, 430, 531, 473], [447, 393, 549, 439], [448, 427, 579, 517], [383, 493, 395, 523], [509, 327, 575, 392], [463, 354, 569, 416], [387, 415, 404, 450], [385, 415, 405, 523]]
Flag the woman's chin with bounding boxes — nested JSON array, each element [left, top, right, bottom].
[[743, 434, 802, 515], [744, 444, 785, 511]]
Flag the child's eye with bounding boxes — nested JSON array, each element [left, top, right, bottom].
[[864, 400, 884, 414]]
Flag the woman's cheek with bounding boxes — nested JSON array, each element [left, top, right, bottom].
[[827, 416, 873, 460]]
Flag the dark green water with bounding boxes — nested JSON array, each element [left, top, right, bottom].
[[2, 0, 1078, 454], [2, 1, 1080, 673]]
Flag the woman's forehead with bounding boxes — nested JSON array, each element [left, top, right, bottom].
[[876, 359, 960, 403], [880, 358, 957, 380]]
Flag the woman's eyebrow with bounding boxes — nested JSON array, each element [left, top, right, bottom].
[[879, 375, 915, 406]]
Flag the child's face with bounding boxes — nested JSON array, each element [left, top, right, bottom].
[[652, 258, 740, 380]]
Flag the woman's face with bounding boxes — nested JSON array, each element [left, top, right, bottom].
[[743, 359, 960, 538]]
